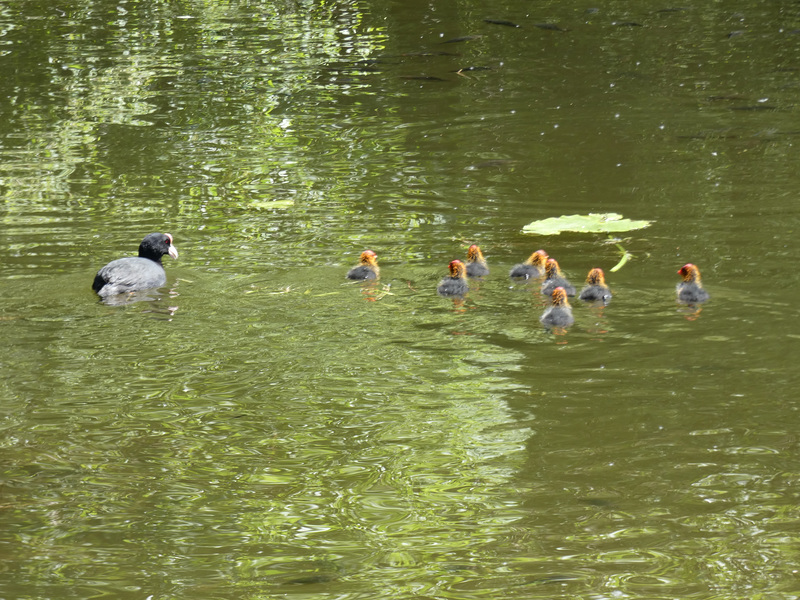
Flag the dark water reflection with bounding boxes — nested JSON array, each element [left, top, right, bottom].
[[3, 1, 800, 599]]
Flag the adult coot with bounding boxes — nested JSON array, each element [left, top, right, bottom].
[[437, 259, 469, 296], [92, 233, 179, 298], [579, 268, 612, 303], [346, 250, 380, 280], [541, 258, 576, 297], [509, 249, 548, 279], [540, 287, 574, 327], [676, 263, 709, 304], [466, 244, 489, 278]]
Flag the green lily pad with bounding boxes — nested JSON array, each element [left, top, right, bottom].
[[522, 213, 652, 235]]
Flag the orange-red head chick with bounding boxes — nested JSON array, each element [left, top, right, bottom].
[[438, 259, 469, 296], [541, 258, 576, 296], [540, 286, 574, 328], [509, 249, 548, 279], [466, 244, 489, 277], [578, 267, 612, 303], [346, 250, 380, 280], [676, 263, 709, 304]]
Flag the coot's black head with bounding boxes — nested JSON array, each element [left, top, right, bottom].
[[138, 233, 179, 263]]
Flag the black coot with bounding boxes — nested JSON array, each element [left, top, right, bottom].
[[92, 233, 179, 298]]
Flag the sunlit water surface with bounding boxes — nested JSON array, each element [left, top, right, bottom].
[[2, 1, 800, 599]]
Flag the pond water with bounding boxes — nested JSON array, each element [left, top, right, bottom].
[[2, 1, 800, 598]]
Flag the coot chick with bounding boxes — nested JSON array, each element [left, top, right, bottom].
[[466, 244, 489, 278], [346, 250, 380, 280], [92, 233, 179, 298], [541, 258, 576, 297], [676, 263, 709, 304], [540, 287, 574, 327], [509, 249, 548, 279], [437, 259, 469, 296], [579, 268, 612, 303]]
